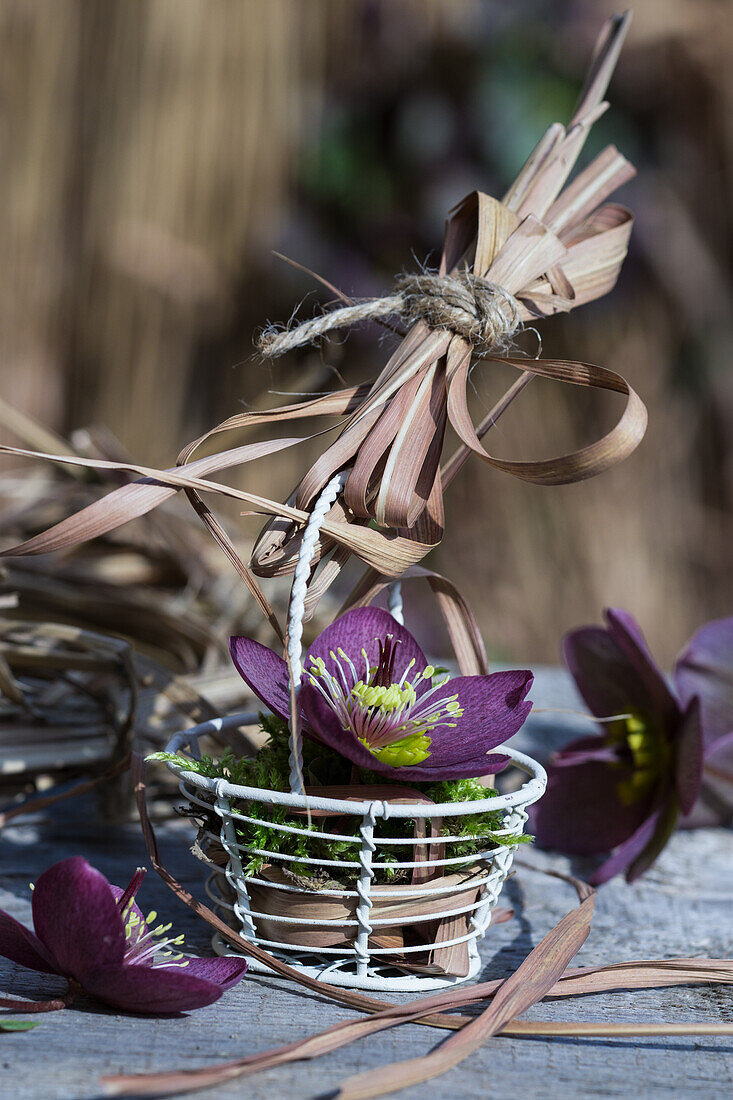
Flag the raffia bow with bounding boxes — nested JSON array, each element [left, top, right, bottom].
[[248, 13, 646, 594]]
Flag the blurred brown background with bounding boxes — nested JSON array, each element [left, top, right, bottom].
[[1, 0, 731, 667]]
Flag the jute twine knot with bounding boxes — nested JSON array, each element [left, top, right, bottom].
[[257, 270, 520, 359]]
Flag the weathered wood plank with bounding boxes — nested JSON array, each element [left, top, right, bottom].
[[0, 668, 731, 1099]]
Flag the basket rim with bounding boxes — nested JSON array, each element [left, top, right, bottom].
[[163, 712, 547, 817]]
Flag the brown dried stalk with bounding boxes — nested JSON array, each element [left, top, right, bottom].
[[336, 895, 595, 1100], [101, 949, 733, 1098], [102, 1020, 733, 1098]]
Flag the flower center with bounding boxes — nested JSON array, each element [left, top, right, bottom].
[[307, 636, 464, 767], [117, 868, 189, 969], [611, 713, 669, 805]]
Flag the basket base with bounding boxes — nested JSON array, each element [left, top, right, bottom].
[[211, 931, 483, 992]]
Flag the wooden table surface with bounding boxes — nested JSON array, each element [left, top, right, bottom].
[[1, 667, 731, 1099]]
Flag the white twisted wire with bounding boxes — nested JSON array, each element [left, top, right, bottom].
[[354, 803, 378, 975], [469, 805, 526, 937], [214, 778, 257, 941], [387, 581, 404, 625], [286, 469, 348, 794]]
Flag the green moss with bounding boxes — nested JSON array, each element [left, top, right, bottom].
[[150, 715, 531, 886]]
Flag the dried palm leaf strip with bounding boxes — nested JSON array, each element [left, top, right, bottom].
[[176, 384, 372, 463], [103, 1018, 733, 1098], [177, 386, 374, 635], [446, 351, 647, 485], [335, 894, 594, 1099], [0, 387, 368, 641], [341, 346, 643, 651], [0, 18, 642, 599], [0, 444, 434, 578], [342, 566, 488, 677], [104, 951, 733, 1098]]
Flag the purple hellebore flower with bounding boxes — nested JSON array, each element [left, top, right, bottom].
[[530, 608, 704, 885], [230, 607, 533, 782], [0, 857, 246, 1014]]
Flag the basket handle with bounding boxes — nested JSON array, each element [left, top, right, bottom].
[[285, 470, 405, 794], [285, 470, 347, 794]]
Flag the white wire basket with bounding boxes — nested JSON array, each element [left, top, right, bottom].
[[164, 720, 546, 992], [163, 470, 546, 991]]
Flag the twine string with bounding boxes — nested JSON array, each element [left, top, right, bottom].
[[257, 271, 521, 359]]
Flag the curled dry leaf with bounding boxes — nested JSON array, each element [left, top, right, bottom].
[[0, 443, 433, 581]]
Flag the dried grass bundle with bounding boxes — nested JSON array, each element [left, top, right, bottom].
[[0, 404, 265, 802], [0, 619, 134, 793], [0, 16, 645, 635]]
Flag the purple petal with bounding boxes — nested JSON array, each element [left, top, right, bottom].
[[302, 663, 525, 781], [530, 751, 650, 857], [674, 616, 733, 748], [302, 680, 511, 781], [592, 796, 678, 884], [674, 697, 703, 815], [585, 792, 677, 884], [0, 910, 58, 975], [390, 671, 533, 778], [679, 730, 733, 827], [563, 611, 677, 728], [31, 857, 125, 982], [175, 955, 247, 990], [427, 671, 533, 763], [229, 637, 296, 724], [306, 607, 432, 699], [624, 798, 679, 882], [590, 808, 661, 883], [79, 963, 229, 1014], [551, 735, 621, 767], [704, 728, 733, 769], [562, 625, 645, 719], [604, 608, 679, 724], [703, 728, 733, 776], [372, 752, 512, 782]]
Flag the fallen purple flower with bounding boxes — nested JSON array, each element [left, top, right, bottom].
[[0, 857, 247, 1015], [230, 606, 533, 781], [530, 608, 704, 884]]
